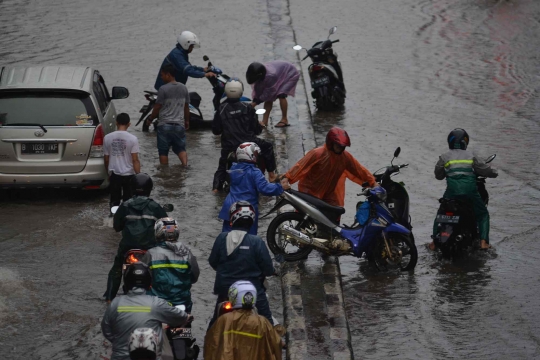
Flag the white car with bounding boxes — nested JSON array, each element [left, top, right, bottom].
[[0, 65, 129, 189]]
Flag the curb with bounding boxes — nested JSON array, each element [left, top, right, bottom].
[[260, 0, 354, 358]]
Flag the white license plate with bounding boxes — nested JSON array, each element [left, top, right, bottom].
[[21, 143, 58, 154], [436, 214, 460, 224], [171, 327, 192, 339], [312, 76, 330, 87]]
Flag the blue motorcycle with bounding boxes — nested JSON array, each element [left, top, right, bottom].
[[264, 148, 417, 271]]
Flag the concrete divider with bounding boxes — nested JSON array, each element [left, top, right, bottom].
[[258, 0, 354, 358]]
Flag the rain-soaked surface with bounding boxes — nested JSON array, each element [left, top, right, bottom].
[[1, 0, 540, 359]]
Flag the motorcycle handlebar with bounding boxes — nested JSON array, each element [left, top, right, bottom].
[[302, 54, 309, 61], [399, 164, 409, 169], [332, 39, 340, 43]]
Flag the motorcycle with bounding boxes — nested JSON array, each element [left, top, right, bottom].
[[167, 304, 200, 360], [136, 55, 252, 132], [293, 26, 346, 110], [263, 148, 417, 271], [432, 154, 496, 259]]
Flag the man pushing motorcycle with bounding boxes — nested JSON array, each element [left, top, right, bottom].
[[281, 127, 377, 208], [429, 128, 498, 250]]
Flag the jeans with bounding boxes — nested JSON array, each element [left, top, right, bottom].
[[157, 124, 186, 156]]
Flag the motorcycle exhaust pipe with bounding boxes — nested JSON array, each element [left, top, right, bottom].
[[280, 225, 327, 251]]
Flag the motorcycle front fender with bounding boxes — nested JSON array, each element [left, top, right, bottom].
[[383, 222, 411, 236]]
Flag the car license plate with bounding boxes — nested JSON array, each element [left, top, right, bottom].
[[171, 327, 192, 339], [21, 143, 58, 154], [312, 76, 330, 87], [436, 214, 460, 224]]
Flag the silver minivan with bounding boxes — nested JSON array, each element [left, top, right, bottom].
[[0, 65, 129, 189]]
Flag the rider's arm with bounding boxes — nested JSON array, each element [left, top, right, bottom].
[[113, 204, 128, 232], [473, 157, 498, 178], [253, 169, 283, 196], [256, 240, 276, 277], [101, 302, 116, 342], [344, 153, 376, 187], [152, 298, 189, 327], [189, 252, 200, 284], [283, 148, 319, 184], [208, 235, 223, 271], [169, 51, 206, 78], [250, 106, 263, 135], [434, 157, 446, 180], [212, 107, 223, 135]]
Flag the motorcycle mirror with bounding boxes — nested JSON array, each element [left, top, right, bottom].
[[162, 204, 174, 212], [110, 206, 119, 214], [328, 26, 337, 38], [203, 55, 209, 61], [393, 147, 401, 158], [485, 154, 496, 164], [292, 45, 303, 51], [255, 109, 266, 115]]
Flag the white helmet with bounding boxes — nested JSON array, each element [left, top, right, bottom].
[[154, 217, 180, 243], [228, 280, 257, 309], [224, 79, 244, 99], [236, 142, 260, 163], [129, 328, 159, 360], [229, 201, 256, 228], [177, 31, 200, 51]]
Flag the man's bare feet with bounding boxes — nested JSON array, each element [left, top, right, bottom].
[[212, 189, 219, 194], [480, 239, 491, 250], [428, 241, 436, 251]]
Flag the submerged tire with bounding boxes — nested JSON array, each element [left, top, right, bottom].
[[370, 232, 418, 272], [266, 212, 313, 261]]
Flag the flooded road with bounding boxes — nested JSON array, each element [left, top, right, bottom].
[[1, 0, 540, 358]]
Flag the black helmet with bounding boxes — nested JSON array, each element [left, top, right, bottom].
[[246, 62, 266, 85], [447, 128, 469, 150], [229, 201, 256, 229], [123, 262, 152, 293], [130, 173, 153, 197]]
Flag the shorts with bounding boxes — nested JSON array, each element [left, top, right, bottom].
[[277, 93, 288, 99], [157, 123, 186, 156]]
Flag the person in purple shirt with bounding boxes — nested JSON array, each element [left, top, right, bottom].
[[246, 61, 300, 128]]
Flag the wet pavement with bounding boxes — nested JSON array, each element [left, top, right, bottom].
[[1, 0, 540, 359]]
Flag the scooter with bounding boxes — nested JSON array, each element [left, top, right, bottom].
[[263, 148, 417, 271], [136, 55, 252, 131], [432, 154, 496, 259], [293, 26, 346, 110], [167, 304, 200, 360]]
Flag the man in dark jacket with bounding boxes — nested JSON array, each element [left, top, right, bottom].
[[211, 79, 277, 192], [208, 201, 276, 327], [141, 217, 200, 312], [104, 174, 168, 302], [154, 31, 215, 89]]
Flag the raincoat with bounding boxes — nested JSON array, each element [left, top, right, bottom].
[[141, 241, 200, 312], [101, 287, 189, 360], [433, 148, 498, 241], [284, 144, 376, 207], [251, 61, 300, 104], [218, 162, 283, 235], [203, 309, 282, 360], [154, 44, 206, 89]]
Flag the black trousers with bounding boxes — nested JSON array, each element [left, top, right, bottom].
[[212, 138, 277, 191], [109, 173, 134, 207]]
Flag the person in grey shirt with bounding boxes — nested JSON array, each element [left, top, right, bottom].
[[102, 262, 191, 360], [146, 64, 190, 167]]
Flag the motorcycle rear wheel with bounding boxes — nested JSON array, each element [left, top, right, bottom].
[[370, 232, 417, 271], [266, 212, 314, 261]]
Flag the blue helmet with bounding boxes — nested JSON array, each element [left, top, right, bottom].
[[447, 128, 469, 150]]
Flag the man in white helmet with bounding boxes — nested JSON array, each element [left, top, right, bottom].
[[154, 31, 216, 90], [204, 280, 283, 360], [212, 78, 279, 192]]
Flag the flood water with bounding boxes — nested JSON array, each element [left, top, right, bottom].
[[1, 0, 540, 359]]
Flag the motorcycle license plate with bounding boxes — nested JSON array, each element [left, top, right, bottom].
[[436, 214, 460, 224], [21, 143, 58, 154], [311, 76, 330, 87], [170, 327, 192, 339]]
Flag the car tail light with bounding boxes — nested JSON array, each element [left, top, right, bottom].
[[89, 124, 104, 158], [310, 65, 325, 72]]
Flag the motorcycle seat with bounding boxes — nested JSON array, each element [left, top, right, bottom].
[[291, 189, 345, 215], [144, 90, 158, 95]]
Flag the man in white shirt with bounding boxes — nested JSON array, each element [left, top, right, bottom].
[[104, 113, 141, 211]]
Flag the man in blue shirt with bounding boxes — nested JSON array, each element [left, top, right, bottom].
[[154, 31, 216, 89]]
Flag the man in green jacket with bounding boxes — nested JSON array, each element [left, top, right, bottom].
[[429, 129, 498, 250], [141, 217, 200, 312], [104, 174, 168, 302]]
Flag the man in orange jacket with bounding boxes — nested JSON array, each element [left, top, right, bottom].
[[282, 127, 376, 207]]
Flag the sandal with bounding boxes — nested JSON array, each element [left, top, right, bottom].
[[274, 120, 290, 128]]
